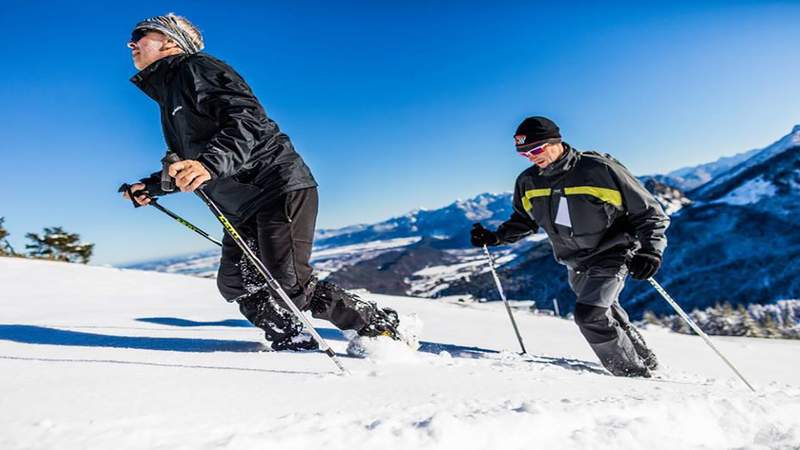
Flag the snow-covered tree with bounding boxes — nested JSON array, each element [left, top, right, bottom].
[[739, 304, 763, 338], [25, 226, 94, 264], [643, 310, 659, 325], [642, 300, 800, 340]]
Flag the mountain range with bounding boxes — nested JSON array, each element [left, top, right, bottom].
[[124, 125, 800, 318]]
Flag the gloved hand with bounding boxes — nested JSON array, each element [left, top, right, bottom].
[[119, 182, 151, 207], [471, 223, 500, 247], [627, 250, 662, 280]]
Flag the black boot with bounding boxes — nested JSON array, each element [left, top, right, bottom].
[[623, 325, 659, 370], [237, 288, 309, 349], [308, 279, 402, 338]]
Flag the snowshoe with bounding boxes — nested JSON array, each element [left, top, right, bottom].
[[348, 309, 422, 357], [271, 331, 320, 352], [358, 307, 401, 340]]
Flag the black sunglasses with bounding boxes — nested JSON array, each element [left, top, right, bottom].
[[130, 28, 154, 43]]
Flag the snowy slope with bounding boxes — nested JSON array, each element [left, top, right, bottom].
[[2, 257, 799, 450]]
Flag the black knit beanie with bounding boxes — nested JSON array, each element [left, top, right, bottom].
[[514, 116, 561, 150]]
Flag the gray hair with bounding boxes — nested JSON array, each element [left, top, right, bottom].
[[134, 13, 204, 54]]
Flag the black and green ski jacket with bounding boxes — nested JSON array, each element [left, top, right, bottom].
[[496, 144, 669, 269]]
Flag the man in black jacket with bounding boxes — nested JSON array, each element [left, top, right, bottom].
[[471, 116, 669, 377], [121, 14, 400, 351]]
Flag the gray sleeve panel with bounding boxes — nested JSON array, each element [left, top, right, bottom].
[[496, 176, 539, 244], [604, 157, 670, 255]]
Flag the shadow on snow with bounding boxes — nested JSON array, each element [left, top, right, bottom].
[[417, 341, 606, 374], [135, 317, 348, 342], [137, 317, 253, 328], [0, 324, 264, 353], [0, 322, 603, 374]]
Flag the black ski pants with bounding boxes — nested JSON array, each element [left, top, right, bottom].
[[216, 187, 374, 341], [568, 262, 650, 376]]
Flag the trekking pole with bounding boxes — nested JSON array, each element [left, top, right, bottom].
[[196, 187, 348, 374], [118, 183, 222, 247], [483, 245, 528, 354], [648, 278, 755, 392]]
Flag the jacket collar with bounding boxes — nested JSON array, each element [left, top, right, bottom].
[[538, 142, 579, 177], [129, 54, 185, 103]]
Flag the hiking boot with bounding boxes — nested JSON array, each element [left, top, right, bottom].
[[624, 325, 659, 370], [271, 330, 319, 352], [620, 365, 652, 378]]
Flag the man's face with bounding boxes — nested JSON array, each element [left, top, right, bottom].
[[519, 141, 565, 168], [128, 30, 175, 70]]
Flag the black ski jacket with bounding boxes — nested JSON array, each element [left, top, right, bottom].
[[131, 53, 317, 222], [496, 144, 669, 269]]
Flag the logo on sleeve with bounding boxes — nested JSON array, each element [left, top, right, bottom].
[[171, 106, 183, 116]]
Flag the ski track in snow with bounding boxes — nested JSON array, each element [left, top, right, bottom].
[[1, 257, 799, 450]]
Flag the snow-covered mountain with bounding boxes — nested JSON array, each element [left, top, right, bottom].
[[3, 257, 800, 449], [654, 147, 763, 191], [315, 192, 514, 249], [692, 124, 800, 200], [620, 125, 800, 316]]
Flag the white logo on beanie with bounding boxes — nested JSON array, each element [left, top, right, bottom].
[[515, 135, 526, 145]]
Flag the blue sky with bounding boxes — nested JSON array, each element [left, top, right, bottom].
[[1, 1, 798, 265]]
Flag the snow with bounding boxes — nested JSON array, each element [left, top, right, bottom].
[[454, 193, 509, 221], [314, 224, 368, 241], [713, 177, 777, 206], [408, 235, 548, 298], [312, 237, 421, 259], [2, 257, 800, 449], [312, 237, 422, 279]]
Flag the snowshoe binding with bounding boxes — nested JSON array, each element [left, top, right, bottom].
[[358, 307, 401, 340]]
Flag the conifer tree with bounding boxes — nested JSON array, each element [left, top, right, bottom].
[[0, 217, 16, 256], [25, 226, 94, 264]]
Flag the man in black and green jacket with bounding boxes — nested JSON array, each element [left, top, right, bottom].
[[121, 13, 400, 351], [471, 116, 669, 377]]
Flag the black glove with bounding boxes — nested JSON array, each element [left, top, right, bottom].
[[471, 223, 500, 247], [627, 251, 662, 280]]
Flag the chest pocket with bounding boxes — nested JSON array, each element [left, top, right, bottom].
[[564, 186, 622, 236]]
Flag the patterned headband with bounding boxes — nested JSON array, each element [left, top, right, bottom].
[[134, 15, 203, 54]]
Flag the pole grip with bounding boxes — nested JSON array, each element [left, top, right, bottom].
[[118, 183, 145, 209], [161, 153, 181, 193]]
